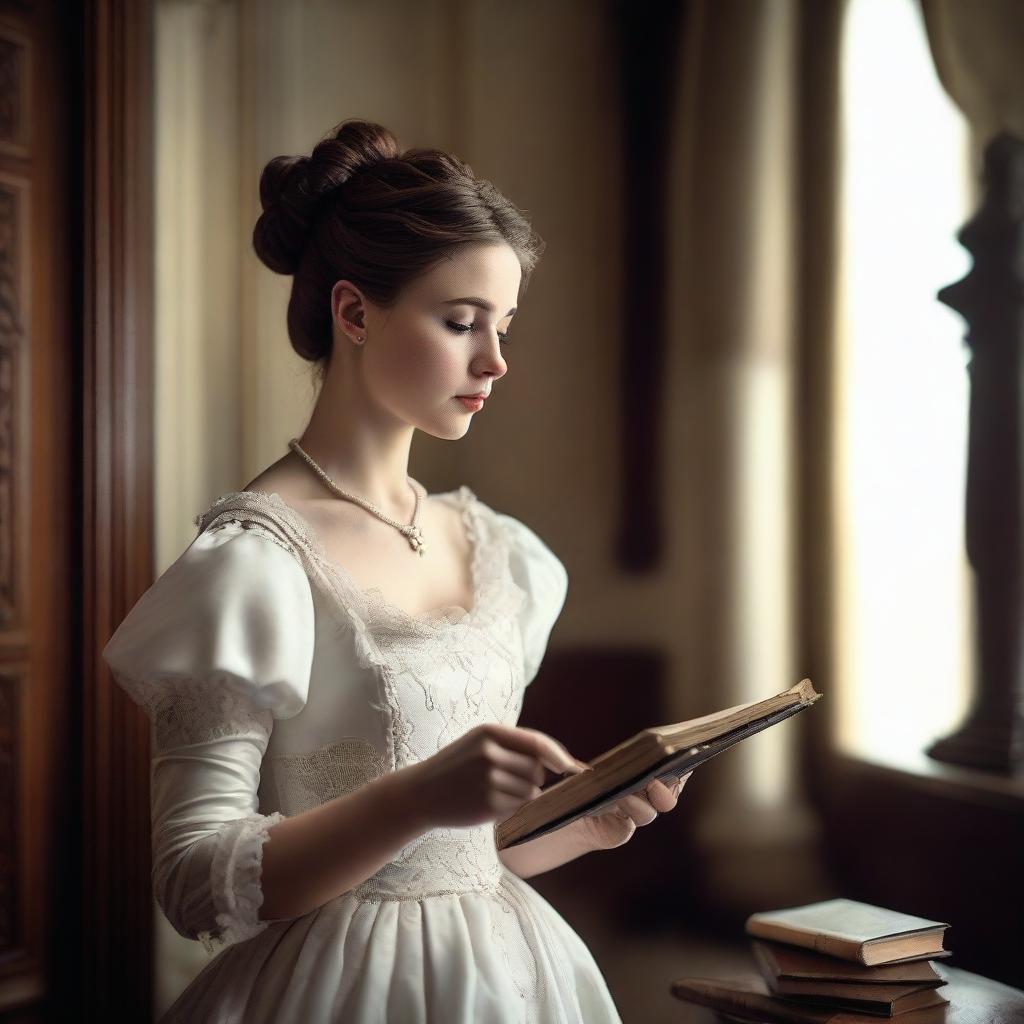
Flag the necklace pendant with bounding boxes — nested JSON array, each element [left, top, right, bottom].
[[406, 525, 426, 555]]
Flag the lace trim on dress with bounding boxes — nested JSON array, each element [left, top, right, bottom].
[[351, 824, 505, 902], [191, 487, 528, 678], [110, 669, 275, 750], [199, 810, 286, 957], [192, 508, 301, 561]]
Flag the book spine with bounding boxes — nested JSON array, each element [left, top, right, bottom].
[[746, 921, 866, 965], [670, 980, 836, 1024]]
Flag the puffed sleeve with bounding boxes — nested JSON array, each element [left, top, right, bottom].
[[494, 512, 569, 687], [101, 520, 315, 955]]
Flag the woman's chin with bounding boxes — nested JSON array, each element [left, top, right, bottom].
[[415, 415, 473, 441]]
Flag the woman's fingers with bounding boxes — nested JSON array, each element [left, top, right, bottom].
[[644, 778, 678, 813], [489, 766, 540, 800], [490, 746, 547, 787], [613, 793, 659, 826], [488, 725, 588, 776], [645, 772, 692, 811], [615, 772, 694, 823]]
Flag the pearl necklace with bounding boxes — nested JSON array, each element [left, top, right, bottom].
[[287, 438, 428, 556]]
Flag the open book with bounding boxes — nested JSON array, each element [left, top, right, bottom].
[[494, 679, 823, 850]]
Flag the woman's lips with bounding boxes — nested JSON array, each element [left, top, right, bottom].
[[456, 396, 485, 411]]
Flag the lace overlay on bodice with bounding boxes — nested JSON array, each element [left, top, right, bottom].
[[261, 738, 389, 817], [258, 738, 510, 902], [191, 487, 531, 903]]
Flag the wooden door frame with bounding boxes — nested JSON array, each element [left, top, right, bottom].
[[80, 0, 155, 1015]]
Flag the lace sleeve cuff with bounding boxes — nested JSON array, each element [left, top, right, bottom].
[[200, 810, 287, 956]]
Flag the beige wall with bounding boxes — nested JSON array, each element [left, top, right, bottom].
[[154, 0, 822, 1014]]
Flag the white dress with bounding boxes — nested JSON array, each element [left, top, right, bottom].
[[101, 486, 623, 1024]]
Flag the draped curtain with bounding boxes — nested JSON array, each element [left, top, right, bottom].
[[920, 0, 1024, 166], [665, 0, 845, 915]]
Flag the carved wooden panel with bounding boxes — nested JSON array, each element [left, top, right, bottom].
[[0, 1, 96, 1020], [0, 169, 30, 634], [0, 667, 18, 953], [0, 19, 31, 158], [0, 9, 36, 1017]]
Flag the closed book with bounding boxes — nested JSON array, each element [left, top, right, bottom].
[[745, 899, 949, 966], [751, 939, 949, 988], [775, 983, 948, 1017], [495, 679, 822, 850], [670, 976, 950, 1023]]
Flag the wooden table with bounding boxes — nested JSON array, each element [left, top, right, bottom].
[[669, 963, 1024, 1023]]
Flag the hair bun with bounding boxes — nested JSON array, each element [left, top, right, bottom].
[[252, 120, 402, 276], [251, 153, 318, 275]]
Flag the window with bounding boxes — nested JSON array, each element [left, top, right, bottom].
[[833, 0, 975, 758]]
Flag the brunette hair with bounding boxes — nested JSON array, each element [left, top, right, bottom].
[[252, 118, 545, 385]]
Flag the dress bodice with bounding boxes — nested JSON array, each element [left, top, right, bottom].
[[188, 487, 556, 903]]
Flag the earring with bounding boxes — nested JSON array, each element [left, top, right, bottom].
[[356, 335, 365, 345]]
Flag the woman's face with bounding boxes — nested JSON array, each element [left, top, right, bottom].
[[332, 242, 521, 439]]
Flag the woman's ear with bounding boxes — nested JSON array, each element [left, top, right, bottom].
[[331, 279, 367, 345]]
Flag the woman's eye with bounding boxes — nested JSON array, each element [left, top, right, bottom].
[[445, 320, 512, 346]]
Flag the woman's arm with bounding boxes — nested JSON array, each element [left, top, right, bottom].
[[496, 818, 597, 880], [259, 769, 432, 921], [261, 723, 590, 920]]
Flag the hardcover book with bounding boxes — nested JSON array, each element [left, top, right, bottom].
[[751, 939, 949, 994], [745, 899, 949, 967], [671, 976, 950, 1023]]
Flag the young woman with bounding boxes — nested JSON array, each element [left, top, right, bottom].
[[103, 118, 689, 1023]]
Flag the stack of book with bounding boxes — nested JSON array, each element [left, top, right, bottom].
[[672, 898, 954, 1022]]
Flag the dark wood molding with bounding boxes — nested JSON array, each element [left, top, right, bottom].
[[613, 0, 687, 573], [81, 0, 155, 1016]]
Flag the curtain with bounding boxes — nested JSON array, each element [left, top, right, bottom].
[[668, 0, 847, 915], [920, 0, 1024, 163]]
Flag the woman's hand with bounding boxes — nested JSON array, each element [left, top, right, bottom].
[[399, 723, 589, 830], [574, 772, 693, 851]]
